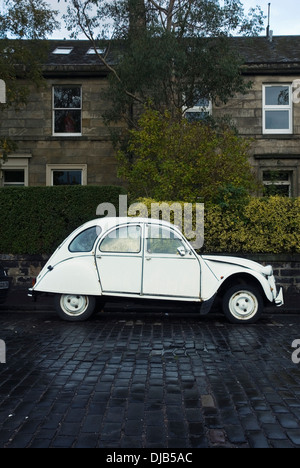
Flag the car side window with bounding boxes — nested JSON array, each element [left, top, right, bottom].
[[147, 225, 183, 255], [69, 226, 101, 252], [100, 225, 141, 253]]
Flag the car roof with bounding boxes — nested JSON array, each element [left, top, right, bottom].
[[84, 217, 179, 230], [68, 217, 184, 240]]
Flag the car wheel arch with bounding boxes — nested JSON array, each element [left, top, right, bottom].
[[216, 272, 269, 305]]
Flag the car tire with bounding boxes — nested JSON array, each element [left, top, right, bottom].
[[54, 294, 96, 322], [222, 285, 263, 324]]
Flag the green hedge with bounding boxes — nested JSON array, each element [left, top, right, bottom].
[[0, 186, 127, 254], [137, 197, 300, 254], [1, 189, 299, 255], [204, 197, 300, 254]]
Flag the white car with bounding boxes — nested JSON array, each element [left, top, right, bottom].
[[29, 217, 284, 323]]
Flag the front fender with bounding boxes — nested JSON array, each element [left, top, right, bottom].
[[33, 256, 101, 296], [203, 258, 274, 303], [222, 269, 274, 303]]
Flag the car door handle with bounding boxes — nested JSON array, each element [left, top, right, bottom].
[[146, 257, 151, 261]]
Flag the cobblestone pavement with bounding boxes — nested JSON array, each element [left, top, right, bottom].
[[1, 308, 300, 449]]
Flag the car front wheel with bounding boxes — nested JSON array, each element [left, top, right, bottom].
[[222, 285, 263, 324], [54, 294, 96, 322]]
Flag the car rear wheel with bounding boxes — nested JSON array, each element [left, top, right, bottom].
[[222, 285, 263, 324], [54, 294, 96, 322]]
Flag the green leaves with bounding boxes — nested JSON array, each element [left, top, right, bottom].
[[0, 0, 59, 39], [65, 1, 264, 125], [0, 1, 59, 107], [117, 108, 257, 204], [139, 196, 300, 254], [0, 0, 59, 158], [0, 186, 126, 254], [204, 197, 300, 254]]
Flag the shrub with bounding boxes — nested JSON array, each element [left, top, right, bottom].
[[0, 185, 127, 254], [1, 189, 298, 255], [117, 108, 258, 203], [134, 196, 300, 254]]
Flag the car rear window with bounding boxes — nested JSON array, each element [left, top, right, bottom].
[[69, 226, 102, 252]]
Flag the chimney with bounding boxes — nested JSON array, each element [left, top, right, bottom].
[[266, 3, 273, 42]]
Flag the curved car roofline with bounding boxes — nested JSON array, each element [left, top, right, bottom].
[[85, 217, 180, 229], [57, 216, 183, 253]]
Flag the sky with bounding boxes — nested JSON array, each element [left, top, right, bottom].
[[44, 0, 299, 38], [242, 0, 300, 35], [1, 0, 299, 38]]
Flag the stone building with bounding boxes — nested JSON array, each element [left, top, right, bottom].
[[0, 40, 120, 188], [1, 36, 300, 196]]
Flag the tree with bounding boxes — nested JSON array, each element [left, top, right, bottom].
[[62, 1, 263, 203], [117, 107, 258, 203], [0, 0, 59, 160], [63, 0, 265, 126]]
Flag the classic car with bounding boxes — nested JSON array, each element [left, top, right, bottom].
[[0, 264, 11, 304], [28, 217, 284, 323]]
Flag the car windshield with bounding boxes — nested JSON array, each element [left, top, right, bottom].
[[69, 226, 102, 252]]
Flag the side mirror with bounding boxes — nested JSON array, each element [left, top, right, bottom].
[[177, 246, 186, 257]]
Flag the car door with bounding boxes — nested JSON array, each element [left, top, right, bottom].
[[142, 223, 201, 299], [95, 223, 143, 295]]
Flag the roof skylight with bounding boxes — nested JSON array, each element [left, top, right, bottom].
[[52, 47, 74, 55], [86, 47, 106, 55]]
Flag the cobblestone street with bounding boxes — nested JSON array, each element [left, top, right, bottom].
[[1, 308, 300, 449]]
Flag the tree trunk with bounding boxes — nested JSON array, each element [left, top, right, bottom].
[[128, 0, 147, 39]]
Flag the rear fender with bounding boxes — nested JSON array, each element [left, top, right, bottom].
[[33, 256, 101, 296]]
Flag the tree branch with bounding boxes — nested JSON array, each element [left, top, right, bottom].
[[73, 0, 144, 105], [147, 0, 168, 15], [166, 0, 176, 31]]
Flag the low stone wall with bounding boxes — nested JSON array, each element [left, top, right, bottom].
[[233, 254, 300, 297], [0, 253, 299, 295], [0, 254, 49, 290]]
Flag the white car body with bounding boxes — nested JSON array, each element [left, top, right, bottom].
[[29, 217, 284, 323]]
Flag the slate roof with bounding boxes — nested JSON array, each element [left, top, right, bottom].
[[10, 36, 300, 76], [231, 36, 300, 74], [233, 36, 300, 63], [42, 40, 116, 76]]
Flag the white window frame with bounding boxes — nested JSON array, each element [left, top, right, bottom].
[[52, 85, 82, 137], [52, 47, 73, 55], [86, 47, 106, 55], [262, 170, 292, 197], [263, 84, 293, 135], [2, 169, 25, 186], [46, 164, 87, 186], [0, 153, 30, 187], [183, 98, 212, 121]]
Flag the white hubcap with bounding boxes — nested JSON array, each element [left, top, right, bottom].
[[229, 290, 258, 321], [60, 295, 89, 317]]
